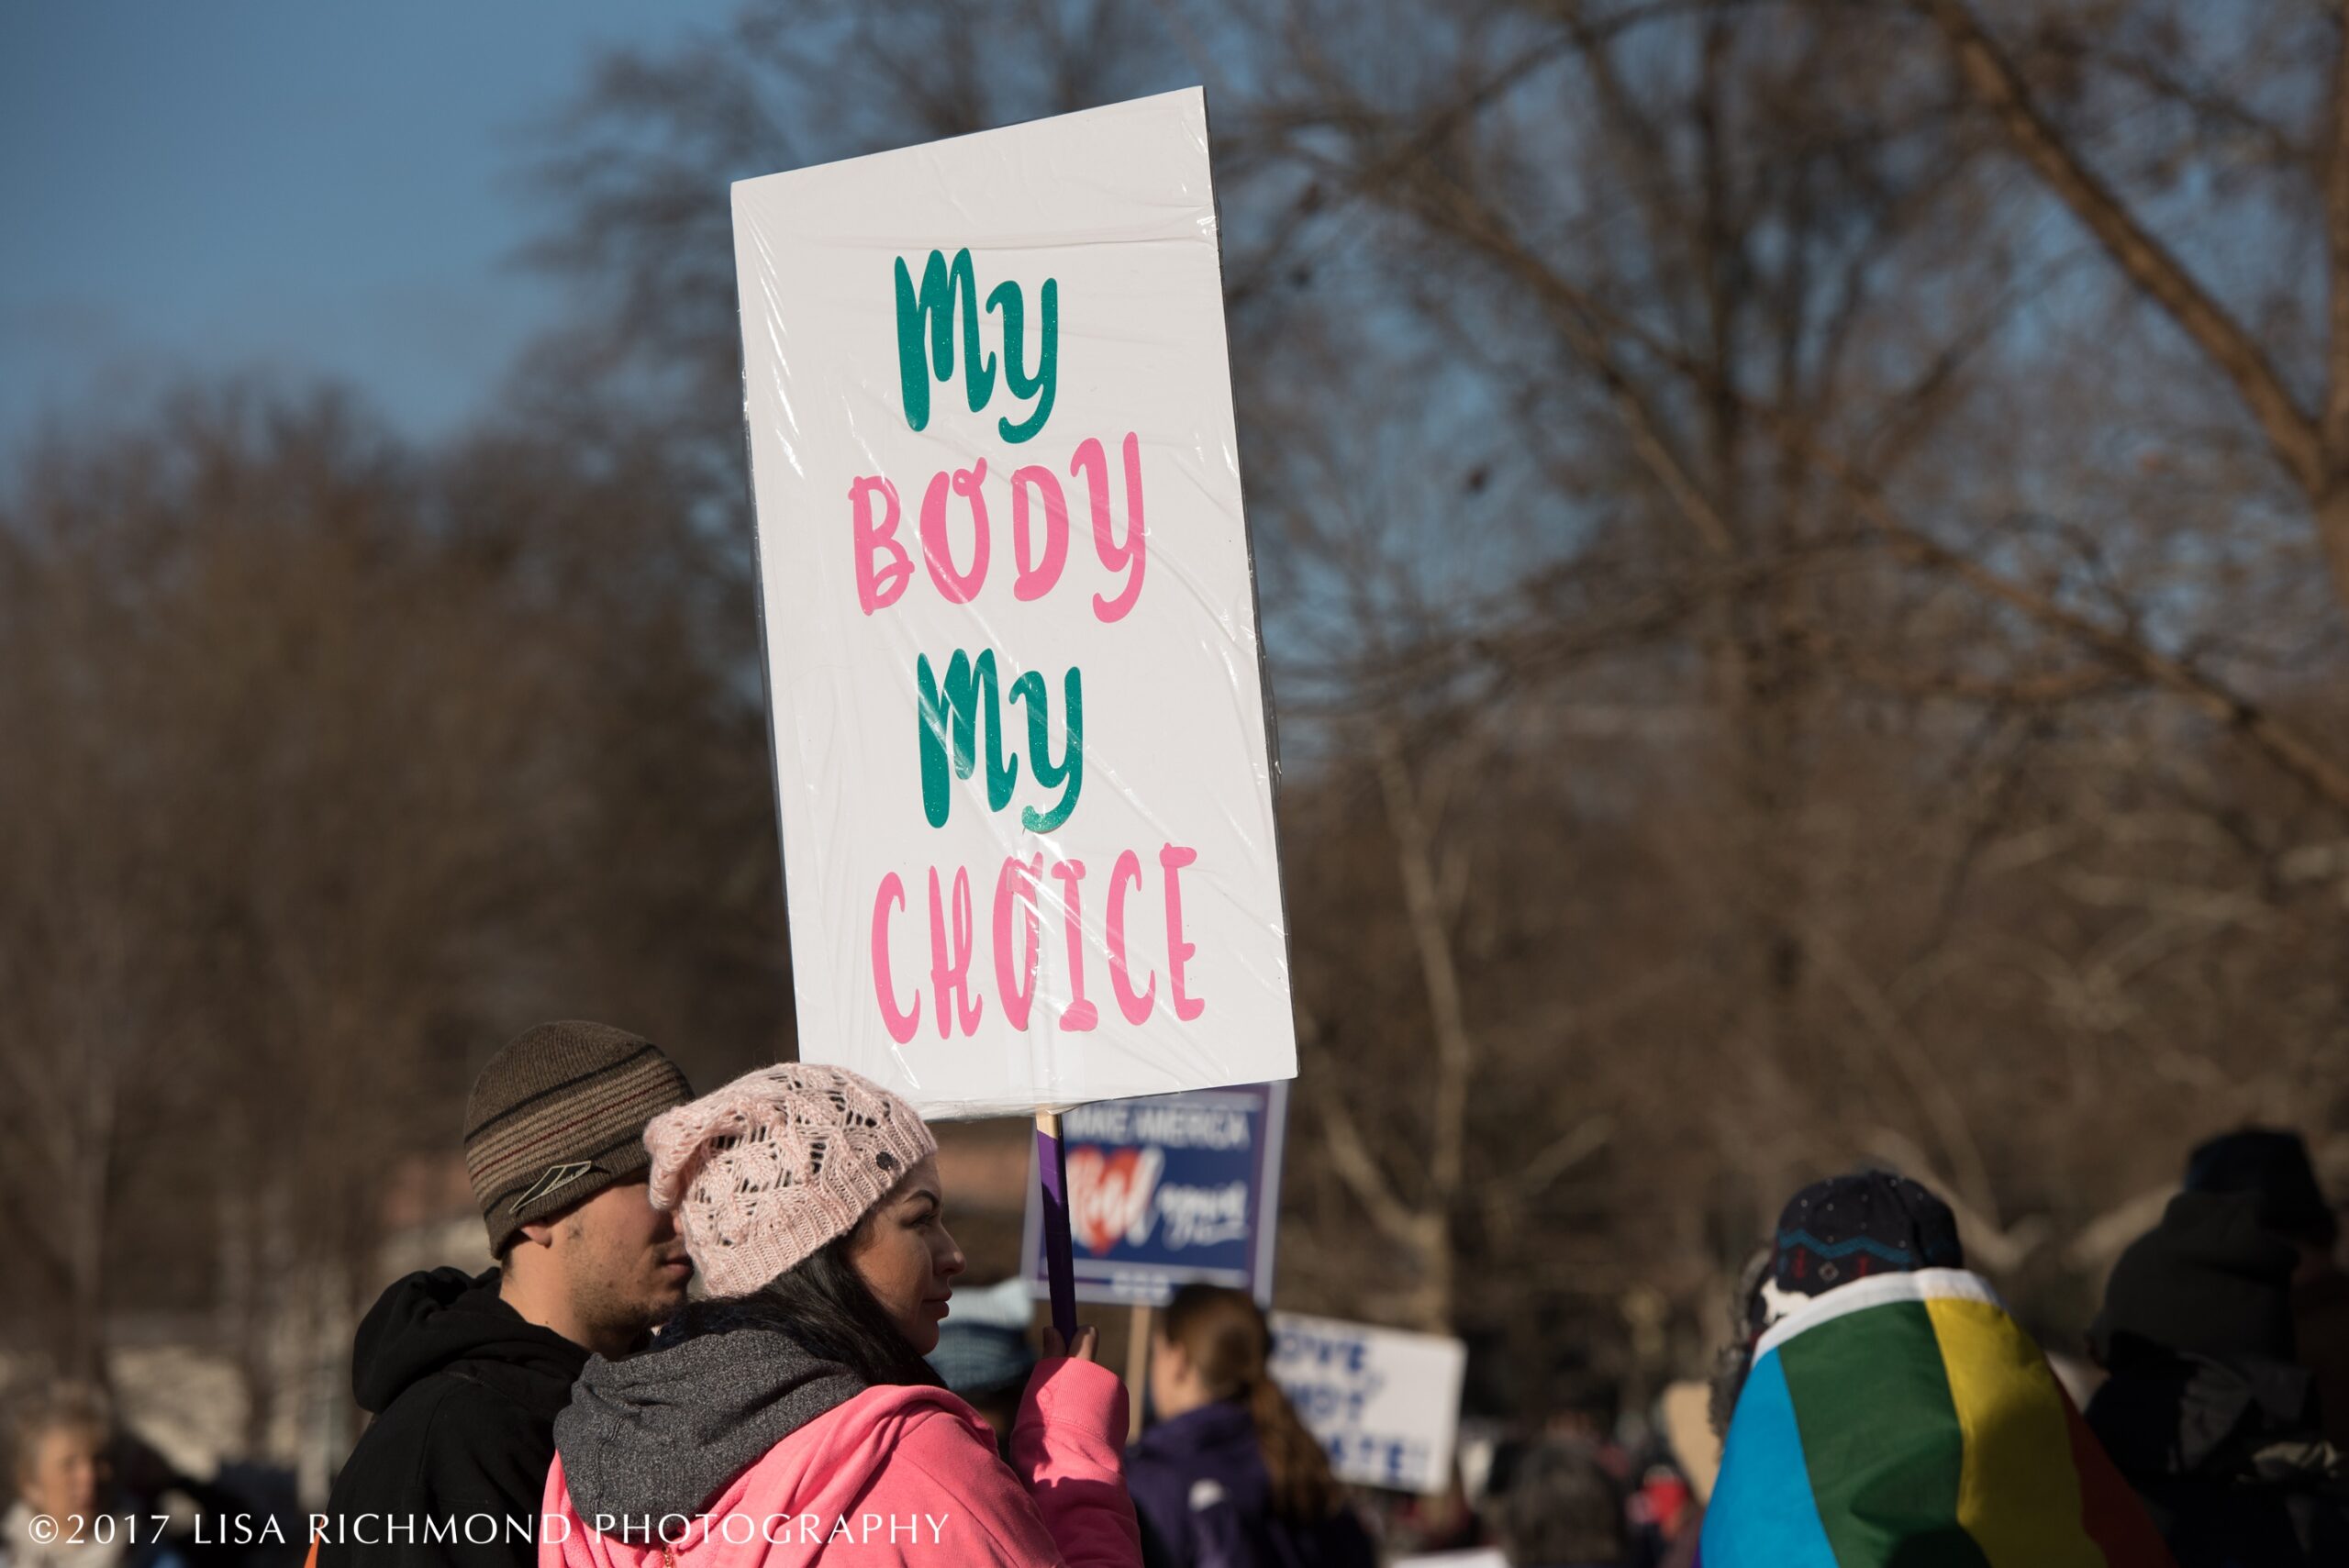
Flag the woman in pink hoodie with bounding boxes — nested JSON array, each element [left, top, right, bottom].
[[539, 1063, 1142, 1568]]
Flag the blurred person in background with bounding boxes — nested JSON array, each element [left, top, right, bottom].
[[3, 1382, 184, 1568], [316, 1022, 695, 1568], [2087, 1189, 2349, 1565], [1125, 1284, 1375, 1568], [2184, 1127, 2349, 1447], [1492, 1440, 1628, 1568], [1647, 1382, 1717, 1568], [1621, 1457, 1690, 1568]]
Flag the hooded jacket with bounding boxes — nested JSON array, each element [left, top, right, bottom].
[[2087, 1191, 2349, 1565], [541, 1299, 1141, 1567], [317, 1267, 588, 1568], [2087, 1348, 2349, 1563], [1124, 1402, 1373, 1568]]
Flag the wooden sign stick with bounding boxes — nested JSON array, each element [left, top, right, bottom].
[[1127, 1302, 1154, 1442]]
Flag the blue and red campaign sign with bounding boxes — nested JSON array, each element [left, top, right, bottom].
[[1022, 1082, 1288, 1307]]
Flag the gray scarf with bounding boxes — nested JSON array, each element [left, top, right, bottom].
[[552, 1298, 864, 1539]]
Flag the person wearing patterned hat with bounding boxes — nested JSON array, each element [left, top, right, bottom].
[[1750, 1169, 1965, 1334], [541, 1061, 1143, 1568], [1706, 1171, 1968, 1441], [1699, 1172, 2174, 1566], [315, 1021, 694, 1568]]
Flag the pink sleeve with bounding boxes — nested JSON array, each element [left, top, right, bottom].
[[859, 1398, 1138, 1568], [1007, 1357, 1142, 1568]]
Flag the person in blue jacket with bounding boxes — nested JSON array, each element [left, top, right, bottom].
[[1126, 1285, 1375, 1568]]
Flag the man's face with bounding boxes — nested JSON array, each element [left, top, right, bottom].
[[550, 1173, 694, 1348]]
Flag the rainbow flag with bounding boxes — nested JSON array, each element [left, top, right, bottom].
[[1698, 1269, 2175, 1568]]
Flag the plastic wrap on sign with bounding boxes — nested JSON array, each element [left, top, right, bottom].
[[730, 88, 1297, 1119]]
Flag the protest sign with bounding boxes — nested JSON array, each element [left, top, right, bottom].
[[1269, 1312, 1468, 1496], [1020, 1082, 1287, 1307], [729, 87, 1296, 1118]]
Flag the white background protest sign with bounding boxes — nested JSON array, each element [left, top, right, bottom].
[[1270, 1312, 1468, 1496], [731, 89, 1296, 1117]]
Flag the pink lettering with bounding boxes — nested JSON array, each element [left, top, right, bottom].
[[1159, 843, 1204, 1020], [850, 475, 913, 615], [1009, 464, 1069, 601], [1073, 432, 1146, 623], [1108, 848, 1155, 1024], [993, 854, 1045, 1029], [927, 865, 982, 1038], [872, 873, 919, 1043], [1052, 858, 1098, 1031], [874, 851, 1210, 1040], [919, 458, 990, 603]]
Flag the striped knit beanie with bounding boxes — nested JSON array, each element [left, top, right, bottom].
[[464, 1021, 695, 1256]]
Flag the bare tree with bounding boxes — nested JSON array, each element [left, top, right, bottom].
[[0, 381, 806, 1467]]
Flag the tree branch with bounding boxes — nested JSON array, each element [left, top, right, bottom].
[[2328, 14, 2349, 462], [1373, 728, 1478, 1330], [1370, 141, 2349, 815], [1920, 0, 2323, 497], [1313, 1074, 1439, 1257]]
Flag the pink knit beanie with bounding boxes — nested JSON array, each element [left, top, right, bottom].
[[643, 1062, 938, 1298]]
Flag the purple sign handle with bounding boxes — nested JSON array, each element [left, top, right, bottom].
[[1034, 1111, 1080, 1344]]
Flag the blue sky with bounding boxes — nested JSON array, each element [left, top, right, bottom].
[[0, 0, 738, 453]]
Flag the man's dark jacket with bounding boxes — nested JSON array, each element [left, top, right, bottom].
[[317, 1267, 585, 1568]]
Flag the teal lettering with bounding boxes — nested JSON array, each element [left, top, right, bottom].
[[917, 650, 1018, 828], [895, 250, 996, 433], [1014, 668, 1083, 831], [988, 278, 1058, 444], [914, 652, 1082, 830]]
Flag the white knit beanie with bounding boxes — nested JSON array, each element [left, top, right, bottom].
[[643, 1062, 938, 1298]]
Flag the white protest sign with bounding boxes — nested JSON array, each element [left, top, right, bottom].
[[1270, 1312, 1469, 1496], [730, 89, 1297, 1118]]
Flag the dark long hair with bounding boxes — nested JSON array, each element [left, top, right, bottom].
[[1709, 1245, 1776, 1439], [746, 1223, 944, 1391], [1161, 1284, 1340, 1523]]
